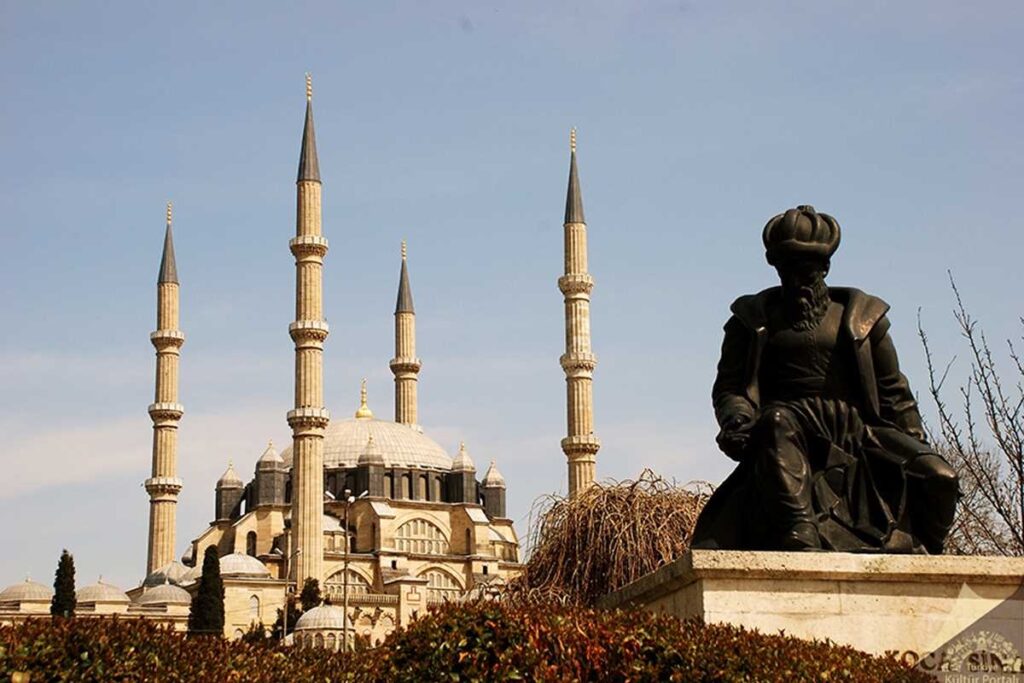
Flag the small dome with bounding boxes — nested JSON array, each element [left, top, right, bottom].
[[144, 561, 189, 587], [357, 434, 384, 466], [217, 462, 243, 488], [218, 553, 271, 578], [482, 460, 505, 488], [294, 604, 348, 631], [0, 578, 53, 603], [180, 564, 202, 585], [257, 440, 283, 469], [78, 578, 130, 604], [136, 582, 191, 606], [451, 442, 475, 473]]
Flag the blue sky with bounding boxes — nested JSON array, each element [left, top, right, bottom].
[[1, 1, 1022, 590]]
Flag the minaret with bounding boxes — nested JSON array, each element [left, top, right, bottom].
[[145, 202, 185, 574], [287, 74, 330, 585], [559, 128, 600, 498], [390, 240, 421, 427]]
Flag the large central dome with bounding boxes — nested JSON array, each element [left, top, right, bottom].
[[280, 417, 452, 470]]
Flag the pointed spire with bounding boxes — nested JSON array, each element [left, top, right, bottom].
[[297, 73, 321, 182], [355, 378, 374, 419], [158, 202, 179, 284], [395, 240, 415, 314], [451, 441, 476, 472], [217, 461, 242, 488], [482, 460, 506, 489], [564, 128, 585, 224]]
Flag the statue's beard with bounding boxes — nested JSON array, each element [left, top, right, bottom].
[[784, 277, 830, 331]]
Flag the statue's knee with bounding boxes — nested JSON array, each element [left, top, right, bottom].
[[909, 454, 959, 492]]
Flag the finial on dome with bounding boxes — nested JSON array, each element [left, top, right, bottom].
[[401, 239, 407, 261], [355, 378, 374, 419], [570, 127, 576, 154], [268, 438, 273, 449], [166, 201, 172, 227], [305, 72, 312, 101]]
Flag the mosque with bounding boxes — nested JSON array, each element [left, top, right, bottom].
[[0, 76, 601, 644]]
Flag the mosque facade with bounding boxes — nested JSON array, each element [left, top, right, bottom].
[[1, 76, 601, 642]]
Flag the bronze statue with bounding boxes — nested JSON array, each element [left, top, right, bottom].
[[692, 206, 959, 553]]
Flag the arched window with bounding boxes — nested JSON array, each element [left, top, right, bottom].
[[324, 569, 371, 600], [395, 518, 449, 555], [249, 595, 260, 620], [432, 475, 443, 502], [385, 473, 394, 498], [315, 633, 324, 648], [403, 473, 413, 499], [326, 633, 337, 650], [246, 531, 257, 557], [421, 569, 461, 601], [418, 474, 429, 500]]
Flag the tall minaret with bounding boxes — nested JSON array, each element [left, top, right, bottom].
[[390, 240, 421, 427], [287, 74, 330, 585], [559, 128, 600, 498], [145, 202, 185, 574]]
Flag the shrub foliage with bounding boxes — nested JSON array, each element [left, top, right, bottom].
[[187, 546, 224, 636], [50, 549, 76, 619], [0, 602, 932, 682]]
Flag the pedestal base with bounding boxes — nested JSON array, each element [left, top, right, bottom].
[[599, 550, 1024, 666]]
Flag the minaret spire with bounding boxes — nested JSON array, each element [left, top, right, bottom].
[[391, 240, 422, 427], [564, 128, 585, 225], [158, 202, 178, 284], [559, 128, 600, 497], [297, 73, 320, 182], [288, 75, 330, 586], [146, 202, 185, 574]]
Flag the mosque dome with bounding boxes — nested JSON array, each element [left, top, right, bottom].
[[218, 553, 272, 578], [294, 604, 347, 631], [144, 561, 189, 587], [281, 418, 452, 471], [78, 579, 130, 604], [0, 579, 53, 603], [136, 582, 191, 606]]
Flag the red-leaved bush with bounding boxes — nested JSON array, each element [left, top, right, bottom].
[[1, 603, 933, 682]]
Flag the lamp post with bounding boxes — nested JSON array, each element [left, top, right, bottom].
[[271, 547, 301, 643], [342, 488, 368, 650]]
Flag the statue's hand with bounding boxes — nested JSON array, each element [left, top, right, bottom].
[[717, 414, 753, 462]]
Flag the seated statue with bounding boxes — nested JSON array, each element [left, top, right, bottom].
[[691, 206, 959, 553]]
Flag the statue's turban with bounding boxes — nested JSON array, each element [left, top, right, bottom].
[[762, 205, 841, 266]]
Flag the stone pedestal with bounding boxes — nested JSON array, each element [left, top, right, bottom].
[[598, 550, 1024, 664]]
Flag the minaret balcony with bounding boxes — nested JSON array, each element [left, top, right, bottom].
[[148, 402, 184, 423], [144, 476, 184, 499], [561, 435, 601, 457], [558, 273, 594, 296], [389, 357, 422, 374], [289, 319, 330, 343], [149, 329, 185, 349], [560, 352, 597, 376], [287, 407, 331, 432], [289, 234, 329, 259]]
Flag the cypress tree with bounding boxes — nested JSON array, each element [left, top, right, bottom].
[[299, 577, 322, 612], [188, 546, 224, 636], [50, 549, 76, 618]]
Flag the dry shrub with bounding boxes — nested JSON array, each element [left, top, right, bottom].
[[505, 469, 712, 606]]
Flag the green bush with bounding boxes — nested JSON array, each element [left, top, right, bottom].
[[0, 603, 933, 682]]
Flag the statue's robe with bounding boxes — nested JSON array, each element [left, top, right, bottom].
[[692, 287, 949, 553]]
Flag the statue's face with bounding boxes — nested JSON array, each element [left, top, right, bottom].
[[776, 259, 827, 301]]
